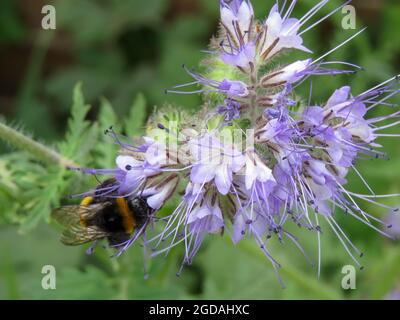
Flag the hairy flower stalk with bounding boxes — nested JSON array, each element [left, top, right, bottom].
[[73, 0, 400, 278], [0, 121, 77, 168]]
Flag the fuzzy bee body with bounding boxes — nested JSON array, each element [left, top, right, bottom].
[[52, 179, 152, 247]]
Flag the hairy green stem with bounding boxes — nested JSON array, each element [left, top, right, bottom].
[[0, 122, 77, 168]]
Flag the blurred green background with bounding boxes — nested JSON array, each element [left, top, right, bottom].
[[1, 0, 400, 300]]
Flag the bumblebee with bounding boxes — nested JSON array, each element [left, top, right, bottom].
[[52, 179, 152, 247]]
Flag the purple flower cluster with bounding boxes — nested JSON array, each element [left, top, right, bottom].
[[76, 0, 400, 276]]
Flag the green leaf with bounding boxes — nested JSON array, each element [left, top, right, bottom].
[[0, 153, 46, 225], [93, 98, 120, 168], [19, 167, 64, 232], [59, 83, 97, 162], [0, 159, 18, 196], [19, 84, 99, 231], [125, 93, 146, 137]]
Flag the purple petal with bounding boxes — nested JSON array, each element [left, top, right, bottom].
[[190, 164, 216, 184], [215, 165, 233, 195], [326, 86, 351, 107]]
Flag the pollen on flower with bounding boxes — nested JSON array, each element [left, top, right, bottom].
[[72, 0, 400, 281]]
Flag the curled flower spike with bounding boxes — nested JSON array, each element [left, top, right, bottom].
[[67, 0, 400, 282]]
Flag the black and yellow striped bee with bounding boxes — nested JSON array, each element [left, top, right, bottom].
[[52, 179, 152, 247]]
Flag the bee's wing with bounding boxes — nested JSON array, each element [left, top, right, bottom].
[[58, 224, 109, 246], [52, 205, 82, 226], [52, 204, 104, 226], [52, 204, 109, 246]]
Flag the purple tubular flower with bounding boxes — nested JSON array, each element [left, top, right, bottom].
[[220, 42, 256, 69], [166, 66, 249, 98], [324, 86, 376, 143], [149, 183, 225, 266], [233, 209, 265, 244], [230, 151, 279, 256], [115, 155, 148, 194], [243, 149, 275, 191], [217, 99, 241, 121], [115, 138, 168, 195], [261, 59, 313, 87], [220, 0, 254, 46], [231, 201, 286, 272], [259, 3, 311, 60], [142, 176, 179, 210], [188, 197, 224, 235], [247, 80, 400, 272], [218, 79, 249, 97], [302, 86, 380, 151], [189, 133, 245, 195], [260, 59, 355, 88], [185, 204, 224, 263], [220, 0, 251, 16], [261, 84, 297, 110]]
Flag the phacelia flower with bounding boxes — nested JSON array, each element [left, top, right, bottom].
[[69, 0, 400, 282]]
